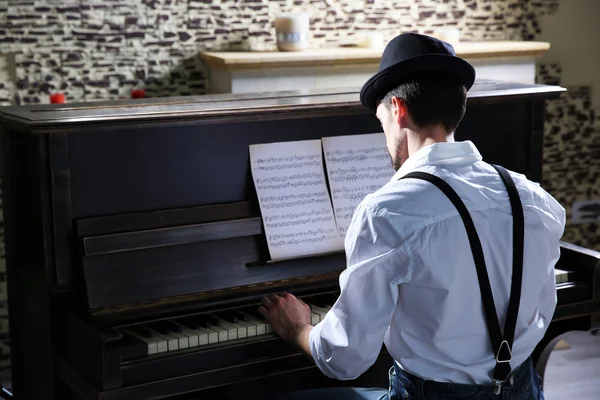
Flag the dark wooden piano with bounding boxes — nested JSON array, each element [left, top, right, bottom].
[[0, 80, 598, 400]]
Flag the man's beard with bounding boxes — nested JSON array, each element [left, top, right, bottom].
[[390, 152, 401, 171], [390, 137, 406, 171]]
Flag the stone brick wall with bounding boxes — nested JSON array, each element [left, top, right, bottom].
[[1, 0, 599, 379], [0, 0, 559, 104], [538, 63, 600, 248]]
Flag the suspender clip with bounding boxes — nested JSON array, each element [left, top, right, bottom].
[[493, 380, 502, 395], [496, 340, 512, 363], [493, 375, 514, 396]]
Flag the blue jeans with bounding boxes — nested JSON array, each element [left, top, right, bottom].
[[276, 358, 544, 400]]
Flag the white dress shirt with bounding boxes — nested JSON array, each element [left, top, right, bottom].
[[309, 140, 565, 384]]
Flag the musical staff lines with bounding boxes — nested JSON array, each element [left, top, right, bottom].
[[328, 165, 392, 184], [249, 139, 344, 260], [325, 147, 391, 165], [322, 133, 395, 237]]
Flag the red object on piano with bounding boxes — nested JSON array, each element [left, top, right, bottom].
[[49, 93, 65, 104], [131, 89, 146, 99]]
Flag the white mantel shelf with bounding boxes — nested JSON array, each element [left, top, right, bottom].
[[199, 41, 550, 94]]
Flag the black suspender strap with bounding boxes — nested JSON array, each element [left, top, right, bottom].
[[400, 165, 524, 388], [491, 165, 525, 381]]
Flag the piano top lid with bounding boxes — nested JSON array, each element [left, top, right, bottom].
[[0, 79, 565, 133]]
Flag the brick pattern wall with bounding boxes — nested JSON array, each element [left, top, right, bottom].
[[1, 0, 599, 378], [0, 0, 558, 104], [538, 63, 600, 248]]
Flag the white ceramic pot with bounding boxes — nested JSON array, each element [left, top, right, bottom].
[[274, 13, 310, 51]]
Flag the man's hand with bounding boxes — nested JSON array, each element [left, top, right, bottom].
[[258, 293, 313, 354]]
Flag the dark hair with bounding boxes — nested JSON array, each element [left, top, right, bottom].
[[381, 72, 467, 133]]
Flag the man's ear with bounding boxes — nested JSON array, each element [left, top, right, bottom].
[[390, 96, 408, 125]]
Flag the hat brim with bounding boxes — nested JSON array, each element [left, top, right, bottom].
[[359, 54, 476, 113]]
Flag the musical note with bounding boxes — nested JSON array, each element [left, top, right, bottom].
[[249, 139, 344, 260], [322, 133, 396, 238]]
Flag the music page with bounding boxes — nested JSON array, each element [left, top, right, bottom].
[[322, 133, 396, 238], [249, 139, 344, 260]]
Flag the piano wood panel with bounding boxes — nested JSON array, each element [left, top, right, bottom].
[[0, 130, 57, 399], [66, 101, 538, 220], [77, 202, 260, 237], [82, 237, 346, 309], [82, 217, 263, 256], [67, 113, 380, 218]]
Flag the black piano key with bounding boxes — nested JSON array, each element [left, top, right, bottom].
[[166, 321, 183, 333], [179, 317, 202, 330], [324, 294, 338, 305], [244, 307, 266, 321], [235, 311, 251, 322], [132, 326, 154, 339], [229, 311, 242, 323], [198, 319, 212, 329], [315, 294, 336, 308], [194, 315, 215, 329], [213, 312, 231, 324], [217, 311, 239, 324], [309, 297, 329, 308], [205, 315, 221, 327], [148, 322, 171, 335], [189, 316, 211, 331]]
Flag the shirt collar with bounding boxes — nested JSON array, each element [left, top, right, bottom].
[[391, 140, 483, 181]]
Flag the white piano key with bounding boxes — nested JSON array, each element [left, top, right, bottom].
[[309, 304, 329, 321], [124, 329, 158, 355], [196, 326, 219, 344], [239, 312, 267, 335], [245, 311, 273, 333], [206, 324, 229, 342], [555, 269, 569, 284], [173, 322, 202, 347], [220, 315, 249, 338], [185, 330, 200, 347], [186, 328, 205, 346], [236, 320, 257, 337], [179, 318, 217, 345], [232, 322, 248, 339], [310, 312, 320, 325], [167, 329, 189, 350], [185, 329, 201, 347], [189, 330, 207, 346], [156, 338, 169, 353], [213, 317, 241, 340], [140, 329, 168, 353], [147, 328, 179, 351]]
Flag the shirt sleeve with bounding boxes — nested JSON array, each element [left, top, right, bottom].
[[309, 200, 412, 380]]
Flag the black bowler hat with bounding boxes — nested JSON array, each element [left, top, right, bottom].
[[360, 33, 476, 113]]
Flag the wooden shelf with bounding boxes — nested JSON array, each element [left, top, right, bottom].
[[199, 41, 550, 71]]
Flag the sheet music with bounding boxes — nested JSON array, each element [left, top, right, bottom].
[[249, 139, 343, 260], [322, 133, 396, 238]]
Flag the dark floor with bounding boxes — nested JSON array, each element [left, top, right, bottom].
[[544, 330, 600, 400]]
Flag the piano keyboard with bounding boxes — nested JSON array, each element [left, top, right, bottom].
[[121, 294, 337, 356], [555, 268, 569, 284], [121, 270, 572, 358]]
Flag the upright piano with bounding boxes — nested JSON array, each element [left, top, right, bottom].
[[0, 80, 598, 400]]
